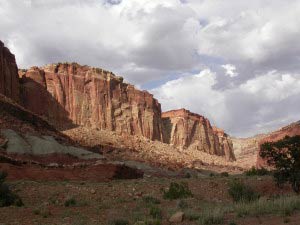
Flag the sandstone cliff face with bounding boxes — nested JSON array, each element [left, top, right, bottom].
[[0, 41, 19, 102], [162, 109, 235, 161], [232, 121, 300, 168], [231, 135, 266, 168], [20, 63, 163, 141]]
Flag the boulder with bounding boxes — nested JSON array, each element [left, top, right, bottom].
[[169, 211, 184, 223], [1, 129, 104, 160]]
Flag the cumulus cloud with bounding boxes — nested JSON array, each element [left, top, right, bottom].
[[152, 70, 300, 137], [222, 64, 238, 77], [0, 0, 299, 136]]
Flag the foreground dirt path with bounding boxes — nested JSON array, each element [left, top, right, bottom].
[[0, 176, 298, 225]]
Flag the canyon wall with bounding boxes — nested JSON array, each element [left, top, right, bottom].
[[231, 135, 265, 168], [232, 121, 300, 168], [19, 63, 163, 141], [0, 41, 236, 160], [0, 41, 19, 102], [19, 63, 235, 160], [162, 109, 235, 161]]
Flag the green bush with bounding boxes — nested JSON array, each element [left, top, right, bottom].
[[198, 207, 225, 225], [228, 180, 260, 202], [228, 222, 237, 225], [245, 167, 269, 176], [177, 199, 188, 209], [145, 219, 161, 225], [109, 219, 129, 225], [184, 209, 200, 221], [209, 173, 216, 177], [220, 172, 229, 177], [163, 182, 193, 200], [149, 206, 162, 219], [64, 197, 77, 207], [0, 171, 23, 207], [260, 135, 300, 193], [143, 196, 161, 205], [234, 195, 300, 217]]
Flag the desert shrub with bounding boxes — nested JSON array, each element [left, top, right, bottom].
[[184, 209, 200, 221], [143, 196, 161, 205], [149, 206, 162, 219], [245, 166, 269, 176], [220, 172, 229, 177], [177, 199, 189, 209], [234, 195, 300, 217], [109, 219, 129, 225], [145, 220, 161, 225], [64, 197, 77, 207], [228, 222, 237, 225], [209, 173, 216, 177], [228, 180, 260, 202], [0, 171, 23, 207], [41, 209, 52, 218], [163, 182, 193, 200], [198, 207, 225, 225], [260, 135, 300, 193]]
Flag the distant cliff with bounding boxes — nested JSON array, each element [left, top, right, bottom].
[[232, 121, 300, 168], [162, 109, 235, 161]]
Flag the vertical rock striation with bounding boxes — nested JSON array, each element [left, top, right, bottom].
[[162, 109, 235, 161], [20, 63, 163, 141], [0, 41, 19, 102]]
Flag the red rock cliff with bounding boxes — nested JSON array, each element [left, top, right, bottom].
[[162, 109, 235, 161], [0, 41, 19, 102], [20, 63, 163, 141]]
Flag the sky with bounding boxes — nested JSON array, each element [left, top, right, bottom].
[[0, 0, 300, 137]]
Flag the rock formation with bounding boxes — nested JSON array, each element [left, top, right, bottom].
[[20, 63, 163, 141], [0, 41, 19, 102], [1, 129, 103, 160], [231, 135, 266, 168], [162, 109, 235, 161], [232, 121, 300, 168], [0, 41, 236, 162]]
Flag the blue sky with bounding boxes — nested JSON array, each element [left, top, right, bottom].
[[0, 0, 300, 137]]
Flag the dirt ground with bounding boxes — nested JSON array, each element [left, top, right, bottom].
[[0, 175, 299, 225]]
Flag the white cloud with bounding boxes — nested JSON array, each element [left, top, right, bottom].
[[153, 70, 300, 137], [222, 64, 238, 77], [1, 0, 300, 136]]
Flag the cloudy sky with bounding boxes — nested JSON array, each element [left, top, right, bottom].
[[0, 0, 300, 137]]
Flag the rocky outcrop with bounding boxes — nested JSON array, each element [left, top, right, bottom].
[[0, 41, 19, 102], [213, 126, 236, 161], [1, 129, 103, 160], [162, 109, 235, 161], [232, 121, 300, 168], [20, 63, 163, 141], [231, 135, 266, 168]]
